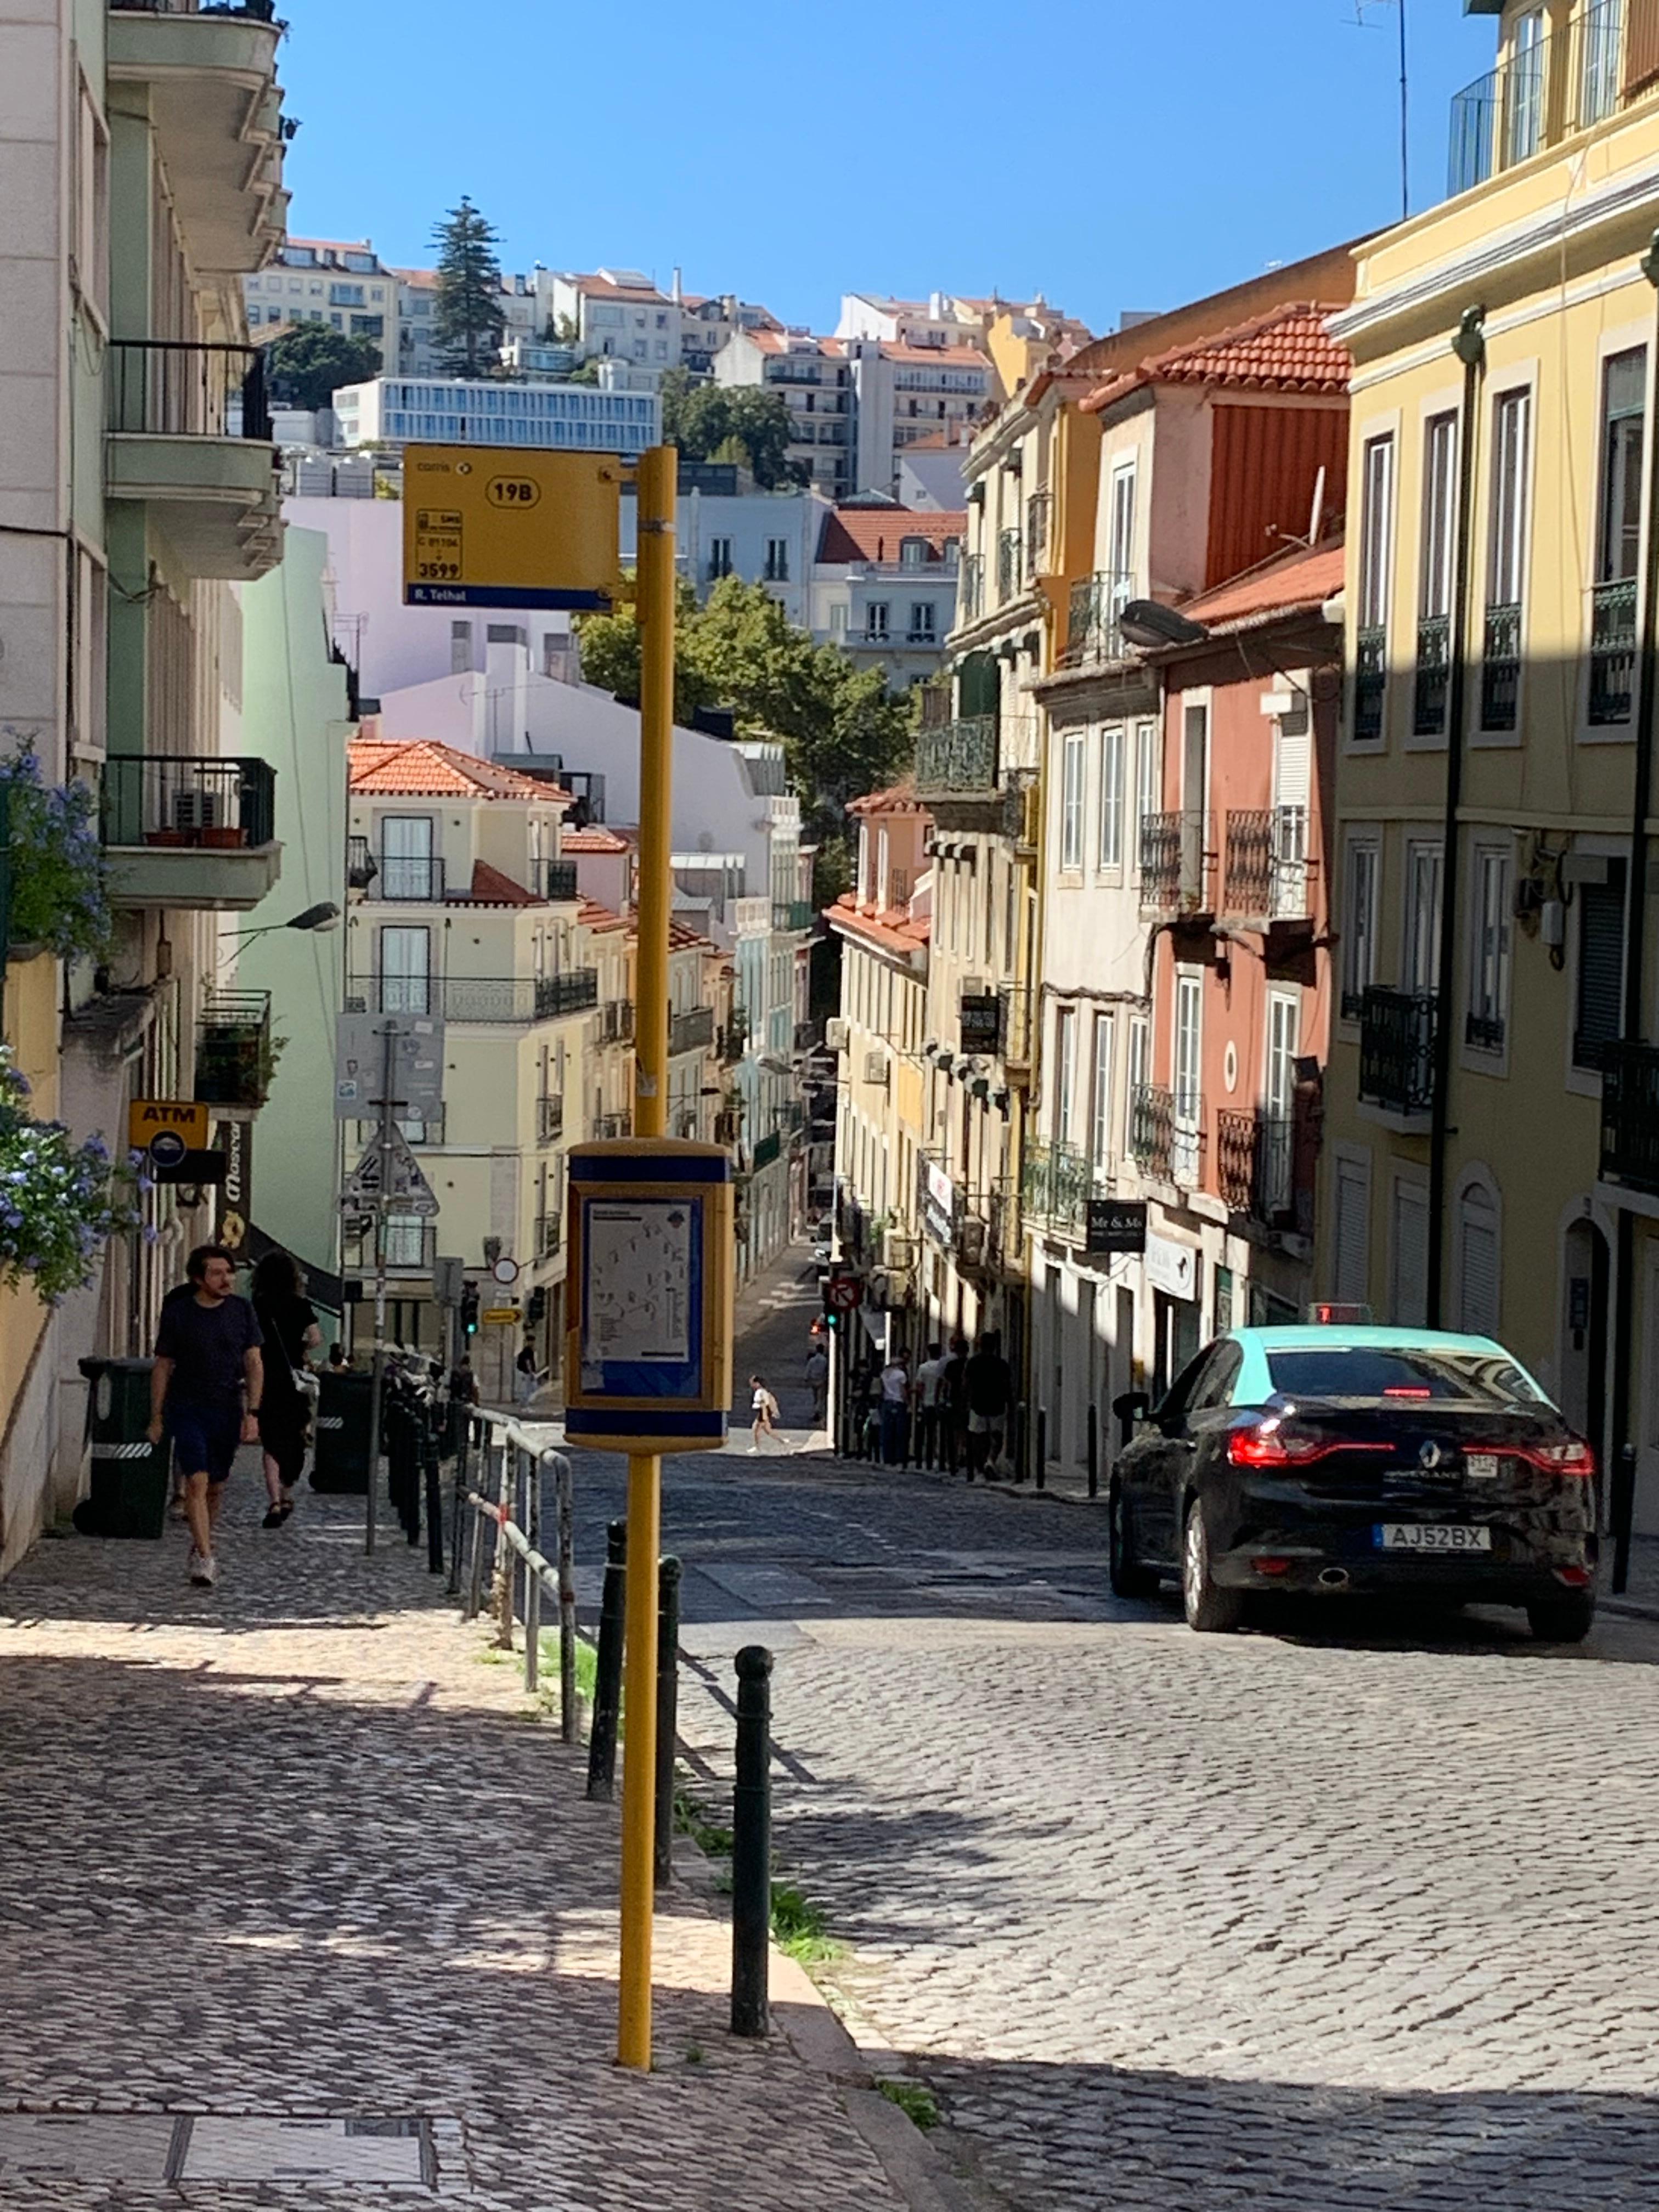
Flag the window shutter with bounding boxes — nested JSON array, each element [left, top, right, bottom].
[[1390, 1182, 1429, 1328], [1273, 712, 1312, 814], [1574, 868, 1626, 1068], [1457, 1188, 1500, 1339], [1627, 0, 1659, 94], [1334, 1156, 1369, 1307]]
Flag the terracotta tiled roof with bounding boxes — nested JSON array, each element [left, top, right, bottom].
[[461, 860, 539, 906], [669, 918, 716, 952], [828, 891, 930, 957], [286, 236, 380, 260], [816, 509, 967, 566], [347, 739, 569, 803], [562, 824, 631, 854], [390, 266, 437, 289], [1083, 304, 1351, 414], [579, 898, 631, 933], [847, 780, 928, 819], [1179, 539, 1346, 633], [569, 271, 670, 303], [878, 341, 992, 371]]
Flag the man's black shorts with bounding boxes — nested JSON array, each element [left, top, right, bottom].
[[170, 1403, 242, 1485]]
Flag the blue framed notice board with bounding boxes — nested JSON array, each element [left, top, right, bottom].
[[564, 1140, 735, 1454]]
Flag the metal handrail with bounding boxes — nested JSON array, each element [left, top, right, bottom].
[[108, 338, 272, 443], [458, 1409, 577, 1736]]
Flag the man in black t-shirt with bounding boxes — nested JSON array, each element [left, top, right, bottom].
[[148, 1244, 263, 1589], [963, 1330, 1013, 1479]]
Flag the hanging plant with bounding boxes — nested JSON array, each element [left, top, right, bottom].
[[0, 1049, 140, 1303], [0, 738, 111, 962]]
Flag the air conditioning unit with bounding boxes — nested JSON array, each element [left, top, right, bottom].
[[825, 1017, 849, 1051], [173, 787, 222, 834], [882, 1227, 915, 1271], [864, 1052, 889, 1087]]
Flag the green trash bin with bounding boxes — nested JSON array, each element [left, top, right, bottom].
[[312, 1367, 375, 1493], [73, 1357, 171, 1539]]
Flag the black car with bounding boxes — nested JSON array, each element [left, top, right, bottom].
[[1108, 1326, 1598, 1640]]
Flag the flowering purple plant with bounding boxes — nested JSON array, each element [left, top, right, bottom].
[[0, 737, 111, 961], [0, 1048, 138, 1301]]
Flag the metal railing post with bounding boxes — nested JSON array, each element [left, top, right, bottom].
[[449, 1410, 471, 1597], [523, 1446, 541, 1696], [730, 1645, 774, 2039], [464, 1420, 487, 1620], [654, 1558, 682, 1892], [492, 1438, 514, 1651], [586, 1517, 627, 1801], [1087, 1402, 1099, 1500], [424, 1398, 443, 1573], [556, 1452, 577, 1745], [1035, 1405, 1047, 1491]]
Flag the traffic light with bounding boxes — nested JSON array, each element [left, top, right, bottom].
[[526, 1284, 547, 1326], [460, 1283, 480, 1337]]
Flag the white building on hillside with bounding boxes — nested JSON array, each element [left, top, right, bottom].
[[243, 236, 398, 353], [545, 269, 681, 365], [331, 374, 659, 456], [810, 501, 965, 686]]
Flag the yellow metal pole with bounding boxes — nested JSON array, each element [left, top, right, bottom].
[[617, 442, 675, 2069]]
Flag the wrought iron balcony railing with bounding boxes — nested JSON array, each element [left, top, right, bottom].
[[1448, 1, 1624, 199], [1359, 986, 1437, 1118], [349, 972, 599, 1024], [194, 991, 272, 1109], [1590, 577, 1638, 726], [376, 853, 446, 902], [1414, 613, 1451, 738], [1062, 571, 1132, 667], [592, 1111, 632, 1140], [600, 997, 635, 1044], [1139, 810, 1212, 917], [772, 899, 814, 933], [108, 339, 273, 442], [1216, 1109, 1308, 1233], [1481, 602, 1522, 732], [915, 715, 998, 795], [1601, 1040, 1659, 1195], [669, 1005, 715, 1056], [543, 859, 579, 901], [1354, 625, 1386, 742], [1025, 488, 1053, 578], [1130, 1084, 1204, 1186], [1222, 806, 1313, 922], [101, 754, 276, 850], [1021, 1139, 1103, 1238]]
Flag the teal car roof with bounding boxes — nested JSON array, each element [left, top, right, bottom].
[[1233, 1327, 1507, 1356]]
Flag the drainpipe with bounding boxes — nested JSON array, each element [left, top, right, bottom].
[[1425, 306, 1485, 1329], [1607, 235, 1659, 1592]]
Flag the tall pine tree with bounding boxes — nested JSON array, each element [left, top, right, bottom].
[[430, 198, 505, 376]]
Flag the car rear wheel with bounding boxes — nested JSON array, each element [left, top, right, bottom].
[[1527, 1592, 1596, 1644], [1182, 1499, 1244, 1634], [1108, 1478, 1159, 1600]]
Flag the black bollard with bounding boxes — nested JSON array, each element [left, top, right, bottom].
[[1013, 1400, 1027, 1485], [586, 1518, 627, 1802], [424, 1411, 443, 1573], [730, 1644, 774, 2039], [1036, 1406, 1047, 1492], [1087, 1402, 1099, 1500], [654, 1558, 682, 1892]]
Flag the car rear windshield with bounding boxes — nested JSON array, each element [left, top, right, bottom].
[[1266, 1346, 1547, 1407]]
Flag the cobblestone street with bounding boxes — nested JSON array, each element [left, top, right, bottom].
[[560, 1253, 1659, 2212]]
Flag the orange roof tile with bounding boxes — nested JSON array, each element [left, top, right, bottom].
[[1083, 304, 1351, 414], [347, 739, 569, 804], [847, 780, 929, 819], [1179, 539, 1346, 632], [827, 891, 930, 957], [579, 897, 631, 934], [817, 509, 966, 566], [562, 824, 631, 854], [878, 341, 993, 370], [669, 918, 716, 952], [461, 859, 539, 906]]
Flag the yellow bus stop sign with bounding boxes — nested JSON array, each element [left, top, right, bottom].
[[403, 444, 624, 611]]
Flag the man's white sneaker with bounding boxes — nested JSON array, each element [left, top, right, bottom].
[[190, 1552, 217, 1588]]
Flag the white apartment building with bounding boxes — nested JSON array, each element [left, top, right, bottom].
[[810, 501, 965, 686], [618, 482, 821, 628], [545, 269, 681, 365], [331, 374, 659, 456], [243, 236, 397, 352]]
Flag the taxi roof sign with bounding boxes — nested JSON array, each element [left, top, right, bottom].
[[403, 445, 623, 611]]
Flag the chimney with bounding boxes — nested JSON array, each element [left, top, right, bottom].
[[671, 266, 683, 302]]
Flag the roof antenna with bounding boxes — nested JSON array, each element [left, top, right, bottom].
[[1348, 0, 1410, 222]]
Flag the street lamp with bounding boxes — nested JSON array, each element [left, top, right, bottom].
[[1118, 600, 1211, 652], [223, 901, 342, 947]]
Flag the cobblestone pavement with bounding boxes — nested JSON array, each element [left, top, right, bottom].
[[0, 1469, 917, 2212], [555, 1250, 1659, 2212]]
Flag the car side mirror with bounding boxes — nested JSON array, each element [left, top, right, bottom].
[[1113, 1390, 1150, 1446]]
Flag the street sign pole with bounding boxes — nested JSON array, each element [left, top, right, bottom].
[[364, 1018, 401, 1558], [617, 443, 676, 2072]]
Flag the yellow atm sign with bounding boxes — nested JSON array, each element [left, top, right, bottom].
[[402, 445, 623, 612]]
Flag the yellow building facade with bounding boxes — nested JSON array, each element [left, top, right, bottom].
[[1322, 0, 1659, 1554]]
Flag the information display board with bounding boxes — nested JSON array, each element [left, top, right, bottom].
[[564, 1140, 735, 1455], [402, 445, 623, 611]]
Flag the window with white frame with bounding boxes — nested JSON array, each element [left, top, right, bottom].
[[1097, 724, 1124, 870], [1341, 836, 1381, 1018], [1591, 347, 1646, 726], [1060, 730, 1086, 871], [1481, 386, 1531, 732], [1090, 1012, 1114, 1174], [764, 537, 789, 582], [865, 602, 889, 640], [1404, 840, 1443, 996], [1467, 844, 1512, 1052], [1414, 411, 1458, 739], [1055, 1006, 1077, 1146], [1133, 719, 1160, 876], [1127, 1012, 1150, 1110], [1107, 462, 1136, 617], [1355, 434, 1395, 742], [379, 926, 431, 1015]]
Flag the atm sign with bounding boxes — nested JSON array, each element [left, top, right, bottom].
[[128, 1099, 210, 1153]]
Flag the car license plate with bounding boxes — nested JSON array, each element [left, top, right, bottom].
[[1376, 1523, 1492, 1553], [1465, 1453, 1500, 1481]]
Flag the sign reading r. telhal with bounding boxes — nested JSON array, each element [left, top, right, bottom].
[[402, 445, 623, 611]]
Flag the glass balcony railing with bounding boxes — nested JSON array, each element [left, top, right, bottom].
[[1448, 1, 1632, 201]]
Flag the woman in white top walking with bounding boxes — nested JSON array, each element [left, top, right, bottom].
[[749, 1374, 780, 1452]]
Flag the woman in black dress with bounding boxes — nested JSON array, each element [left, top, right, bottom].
[[250, 1249, 321, 1527]]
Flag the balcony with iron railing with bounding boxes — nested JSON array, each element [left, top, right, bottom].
[[1025, 488, 1053, 579], [194, 991, 272, 1111], [106, 341, 281, 582], [1139, 810, 1213, 918], [1359, 987, 1437, 1121], [1354, 625, 1387, 742], [1130, 1084, 1204, 1186], [600, 997, 635, 1044], [543, 858, 579, 901], [343, 1220, 438, 1274], [537, 1094, 565, 1144], [720, 1006, 748, 1063], [1590, 576, 1638, 725], [1414, 614, 1451, 739], [348, 971, 599, 1024], [1447, 0, 1632, 201], [1062, 571, 1132, 667], [772, 899, 815, 933], [958, 552, 985, 624], [1601, 1039, 1659, 1193], [101, 754, 279, 911], [915, 715, 998, 796], [997, 527, 1023, 603], [374, 853, 447, 903], [1481, 602, 1522, 731], [592, 1111, 633, 1141], [1216, 1109, 1310, 1235], [1022, 1138, 1103, 1239], [1221, 807, 1313, 924], [669, 1004, 716, 1056]]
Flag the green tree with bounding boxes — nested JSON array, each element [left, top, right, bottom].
[[430, 197, 505, 376], [725, 389, 810, 489], [263, 325, 382, 410], [659, 371, 807, 489]]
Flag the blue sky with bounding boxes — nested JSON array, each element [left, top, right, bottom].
[[278, 0, 1502, 335]]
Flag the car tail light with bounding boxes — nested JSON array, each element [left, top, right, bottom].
[[1554, 1564, 1594, 1587], [1383, 1386, 1432, 1398], [1250, 1556, 1292, 1576], [1227, 1420, 1369, 1469], [1471, 1438, 1596, 1479]]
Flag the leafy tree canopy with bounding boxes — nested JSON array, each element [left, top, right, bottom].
[[659, 370, 809, 489], [263, 325, 381, 411], [431, 196, 506, 376]]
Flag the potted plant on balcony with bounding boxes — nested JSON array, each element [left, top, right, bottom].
[[0, 742, 111, 964], [0, 1047, 139, 1303]]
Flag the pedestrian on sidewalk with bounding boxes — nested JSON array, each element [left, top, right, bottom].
[[146, 1244, 263, 1588], [250, 1249, 320, 1529], [515, 1339, 540, 1408], [964, 1330, 1013, 1479], [878, 1351, 910, 1467], [749, 1374, 780, 1452], [805, 1342, 828, 1427], [913, 1341, 946, 1468], [941, 1335, 969, 1473]]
